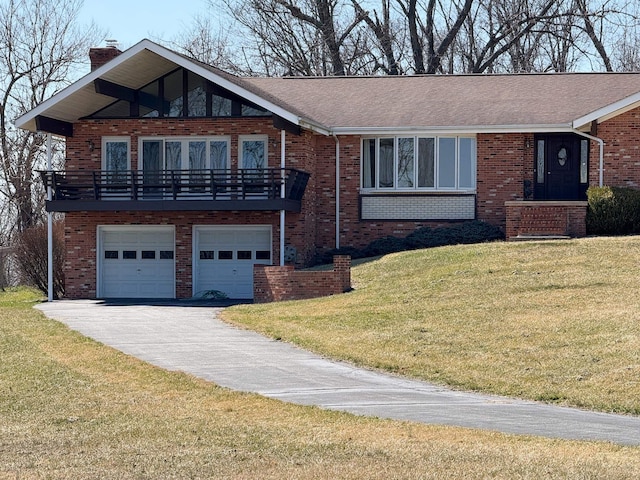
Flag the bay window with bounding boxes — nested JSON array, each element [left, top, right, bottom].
[[361, 136, 476, 191]]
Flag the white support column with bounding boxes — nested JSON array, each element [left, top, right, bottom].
[[333, 134, 340, 249], [280, 129, 286, 266], [46, 133, 53, 302]]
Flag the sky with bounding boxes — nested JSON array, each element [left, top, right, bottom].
[[77, 0, 211, 50]]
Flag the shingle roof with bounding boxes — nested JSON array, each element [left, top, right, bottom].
[[244, 73, 640, 131], [15, 39, 640, 135]]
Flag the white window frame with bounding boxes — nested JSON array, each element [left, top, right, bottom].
[[238, 135, 269, 169], [138, 136, 231, 171], [361, 135, 477, 192], [102, 136, 131, 171]]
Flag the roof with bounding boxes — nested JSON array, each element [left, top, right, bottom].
[[246, 73, 640, 133], [15, 39, 640, 135]]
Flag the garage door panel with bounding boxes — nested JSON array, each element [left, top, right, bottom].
[[195, 226, 271, 299], [99, 227, 175, 299]]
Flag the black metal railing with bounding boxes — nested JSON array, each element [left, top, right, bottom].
[[40, 168, 310, 203]]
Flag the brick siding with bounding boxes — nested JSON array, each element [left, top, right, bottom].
[[505, 201, 587, 239], [60, 106, 640, 299], [253, 255, 351, 303]]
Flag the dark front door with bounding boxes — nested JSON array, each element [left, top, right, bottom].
[[534, 134, 588, 200]]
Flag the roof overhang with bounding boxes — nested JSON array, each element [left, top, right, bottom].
[[572, 91, 640, 130], [15, 39, 308, 134], [330, 124, 577, 136]]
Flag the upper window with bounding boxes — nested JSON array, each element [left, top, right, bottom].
[[362, 136, 476, 191], [140, 137, 230, 171], [89, 68, 271, 119], [103, 137, 130, 172], [239, 135, 268, 169]]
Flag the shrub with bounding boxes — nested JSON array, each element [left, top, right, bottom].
[[586, 186, 640, 235], [14, 221, 65, 299], [316, 221, 504, 264]]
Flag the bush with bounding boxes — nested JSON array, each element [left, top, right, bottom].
[[14, 221, 65, 299], [316, 221, 504, 264], [586, 186, 640, 235]]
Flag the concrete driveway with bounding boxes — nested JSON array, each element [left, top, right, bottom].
[[36, 300, 640, 446]]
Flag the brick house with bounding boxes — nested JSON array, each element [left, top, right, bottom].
[[15, 39, 640, 300]]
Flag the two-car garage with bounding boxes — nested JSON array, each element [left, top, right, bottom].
[[97, 225, 272, 299]]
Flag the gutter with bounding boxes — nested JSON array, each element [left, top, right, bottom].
[[573, 129, 605, 187]]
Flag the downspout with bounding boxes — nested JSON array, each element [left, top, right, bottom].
[[332, 134, 340, 249], [573, 129, 605, 187], [46, 133, 53, 302], [280, 129, 286, 266]]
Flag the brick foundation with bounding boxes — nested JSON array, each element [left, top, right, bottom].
[[253, 255, 351, 303], [505, 201, 587, 240]]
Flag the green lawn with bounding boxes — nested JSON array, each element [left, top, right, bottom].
[[224, 236, 640, 414], [2, 287, 640, 478]]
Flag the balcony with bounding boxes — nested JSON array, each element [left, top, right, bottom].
[[40, 168, 310, 212]]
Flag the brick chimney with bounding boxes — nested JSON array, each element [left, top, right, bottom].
[[89, 44, 122, 71]]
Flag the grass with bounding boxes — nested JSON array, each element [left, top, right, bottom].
[[2, 287, 640, 478], [224, 236, 640, 415]]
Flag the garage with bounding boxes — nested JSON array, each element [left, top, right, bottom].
[[194, 225, 272, 299], [98, 226, 175, 298]]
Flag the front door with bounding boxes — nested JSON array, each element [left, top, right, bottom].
[[534, 134, 589, 200]]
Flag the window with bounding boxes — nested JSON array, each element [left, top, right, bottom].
[[580, 140, 589, 184], [239, 136, 268, 169], [140, 137, 230, 172], [89, 68, 272, 119], [361, 136, 476, 191], [103, 137, 130, 184]]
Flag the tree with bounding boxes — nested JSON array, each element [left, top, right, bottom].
[[14, 220, 65, 298], [200, 0, 639, 76], [0, 0, 100, 240]]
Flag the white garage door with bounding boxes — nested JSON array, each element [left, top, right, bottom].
[[99, 226, 175, 298], [194, 226, 272, 299]]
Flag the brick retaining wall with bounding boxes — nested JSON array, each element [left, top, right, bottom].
[[505, 201, 587, 240], [254, 255, 351, 303]]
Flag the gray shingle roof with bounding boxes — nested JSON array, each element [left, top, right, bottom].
[[244, 73, 640, 130]]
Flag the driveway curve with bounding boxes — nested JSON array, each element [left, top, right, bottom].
[[36, 300, 640, 446]]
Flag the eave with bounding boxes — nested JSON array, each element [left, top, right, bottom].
[[14, 39, 312, 134], [330, 124, 578, 136]]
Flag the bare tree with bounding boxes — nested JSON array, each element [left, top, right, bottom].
[[194, 0, 638, 76], [0, 0, 101, 239], [14, 220, 65, 298]]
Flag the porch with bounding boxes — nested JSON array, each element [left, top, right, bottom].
[[40, 168, 310, 212], [505, 201, 588, 240]]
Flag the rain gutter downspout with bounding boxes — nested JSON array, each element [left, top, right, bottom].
[[46, 133, 53, 302], [332, 134, 340, 249], [280, 129, 286, 266], [573, 129, 605, 187]]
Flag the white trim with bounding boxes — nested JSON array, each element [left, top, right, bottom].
[[572, 93, 640, 129], [573, 129, 605, 187], [96, 225, 176, 299], [46, 133, 53, 302], [333, 135, 340, 249], [280, 129, 286, 266], [361, 134, 477, 193], [15, 39, 303, 131], [332, 124, 576, 136]]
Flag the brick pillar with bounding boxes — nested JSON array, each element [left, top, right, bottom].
[[89, 46, 122, 71], [333, 255, 351, 292]]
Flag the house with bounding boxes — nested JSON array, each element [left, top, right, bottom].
[[15, 39, 640, 300]]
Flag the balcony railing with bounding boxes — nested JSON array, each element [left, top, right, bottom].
[[40, 168, 310, 212]]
